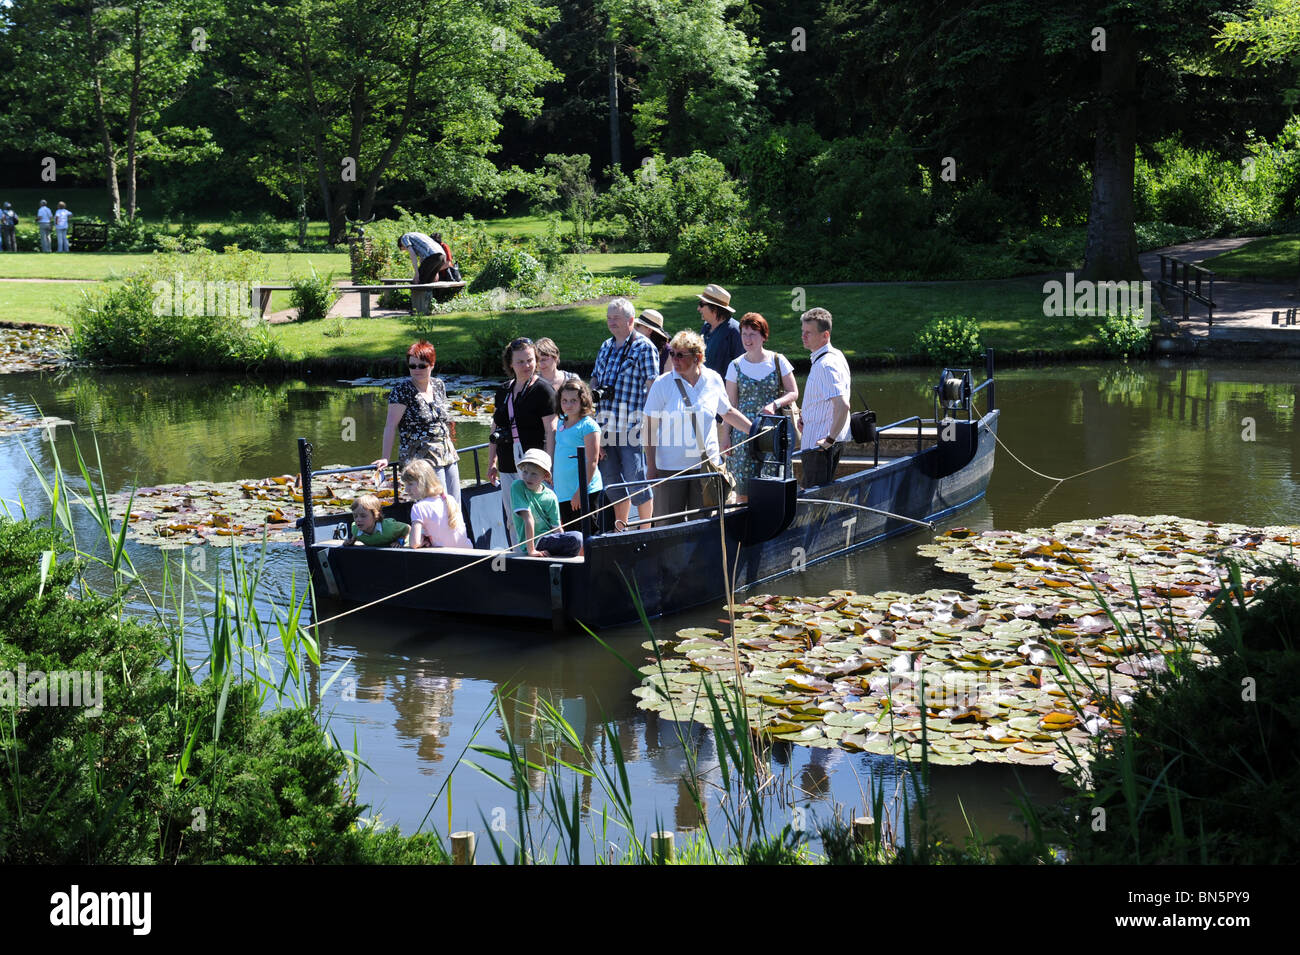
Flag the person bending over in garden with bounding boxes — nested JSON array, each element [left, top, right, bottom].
[[397, 231, 447, 284]]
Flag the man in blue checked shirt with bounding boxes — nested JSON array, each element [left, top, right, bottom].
[[590, 297, 660, 529]]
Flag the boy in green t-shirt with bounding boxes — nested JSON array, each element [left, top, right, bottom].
[[510, 450, 583, 557], [346, 494, 409, 546]]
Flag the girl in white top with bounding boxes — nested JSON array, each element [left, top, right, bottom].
[[402, 459, 471, 548]]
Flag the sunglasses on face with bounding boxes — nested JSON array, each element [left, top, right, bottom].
[[669, 350, 697, 359], [408, 362, 429, 369]]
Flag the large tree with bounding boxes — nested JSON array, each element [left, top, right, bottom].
[[230, 0, 558, 242], [603, 0, 762, 158], [752, 0, 1254, 280], [0, 0, 213, 220]]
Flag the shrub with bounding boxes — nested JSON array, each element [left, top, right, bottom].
[[947, 181, 1007, 244], [913, 315, 983, 364], [1095, 312, 1151, 358], [0, 519, 447, 864], [666, 221, 767, 283], [349, 237, 393, 283], [599, 151, 746, 251], [289, 266, 338, 322], [103, 216, 151, 251], [1066, 561, 1300, 864], [468, 246, 543, 295], [66, 249, 286, 369]]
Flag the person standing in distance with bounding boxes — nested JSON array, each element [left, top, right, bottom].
[[798, 307, 851, 488], [54, 202, 72, 252], [590, 297, 659, 529], [36, 201, 53, 253]]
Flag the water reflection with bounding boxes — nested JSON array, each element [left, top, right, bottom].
[[2, 358, 1298, 855]]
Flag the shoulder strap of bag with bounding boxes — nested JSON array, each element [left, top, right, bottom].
[[673, 377, 704, 462]]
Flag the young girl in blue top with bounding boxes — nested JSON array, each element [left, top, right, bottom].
[[552, 379, 603, 528]]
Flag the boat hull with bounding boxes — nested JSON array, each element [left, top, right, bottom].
[[304, 411, 999, 631]]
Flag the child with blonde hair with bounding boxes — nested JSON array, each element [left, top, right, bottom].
[[346, 493, 409, 546], [403, 459, 472, 548]]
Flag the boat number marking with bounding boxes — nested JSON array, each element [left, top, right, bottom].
[[492, 550, 508, 572], [842, 516, 857, 548], [791, 546, 807, 572]]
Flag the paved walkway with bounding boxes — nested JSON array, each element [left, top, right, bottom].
[[1140, 238, 1300, 344]]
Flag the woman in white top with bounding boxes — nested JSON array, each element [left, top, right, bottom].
[[724, 312, 799, 502]]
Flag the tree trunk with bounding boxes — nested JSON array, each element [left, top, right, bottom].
[[1081, 23, 1141, 281], [126, 6, 142, 220], [87, 10, 121, 222], [608, 42, 621, 172]]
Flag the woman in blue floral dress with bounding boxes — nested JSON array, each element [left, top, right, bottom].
[[724, 313, 799, 502]]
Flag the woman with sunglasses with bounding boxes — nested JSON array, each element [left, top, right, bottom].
[[487, 337, 557, 543], [374, 340, 462, 502]]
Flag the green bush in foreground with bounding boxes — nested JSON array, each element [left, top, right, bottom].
[[912, 315, 983, 364], [0, 520, 446, 864]]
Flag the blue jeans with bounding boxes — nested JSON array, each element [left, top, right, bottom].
[[56, 228, 69, 252], [39, 225, 52, 252]]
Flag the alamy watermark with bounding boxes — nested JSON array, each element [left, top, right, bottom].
[[152, 273, 259, 322], [0, 665, 104, 717], [1042, 272, 1152, 325]]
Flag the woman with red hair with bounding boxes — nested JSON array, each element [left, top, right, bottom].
[[374, 340, 461, 502]]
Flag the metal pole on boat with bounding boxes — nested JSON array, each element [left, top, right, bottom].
[[795, 498, 937, 530], [576, 444, 592, 536], [984, 349, 996, 412]]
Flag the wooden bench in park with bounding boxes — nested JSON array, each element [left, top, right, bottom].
[[246, 279, 467, 320], [342, 280, 466, 317], [249, 285, 296, 318], [70, 222, 108, 252]]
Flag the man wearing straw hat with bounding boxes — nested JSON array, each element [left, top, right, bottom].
[[697, 284, 743, 378]]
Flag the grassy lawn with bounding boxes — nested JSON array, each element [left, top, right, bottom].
[[0, 281, 107, 326], [1203, 234, 1300, 281], [271, 276, 1079, 370], [0, 251, 351, 282]]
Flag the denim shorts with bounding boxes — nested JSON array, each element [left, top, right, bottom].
[[597, 443, 652, 505]]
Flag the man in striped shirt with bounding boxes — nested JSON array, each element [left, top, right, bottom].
[[397, 232, 447, 284], [799, 307, 851, 488]]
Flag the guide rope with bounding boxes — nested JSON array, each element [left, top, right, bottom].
[[973, 401, 1138, 484], [304, 423, 784, 631]]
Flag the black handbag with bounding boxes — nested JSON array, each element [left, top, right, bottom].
[[849, 408, 877, 444]]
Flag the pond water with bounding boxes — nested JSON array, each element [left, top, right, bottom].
[[2, 358, 1297, 858]]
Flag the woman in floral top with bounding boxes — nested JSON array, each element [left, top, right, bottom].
[[373, 340, 461, 502]]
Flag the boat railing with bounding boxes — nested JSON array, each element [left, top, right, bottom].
[[601, 470, 735, 530], [871, 415, 926, 466]]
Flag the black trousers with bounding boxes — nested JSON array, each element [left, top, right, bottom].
[[417, 253, 446, 284], [800, 442, 843, 488]]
